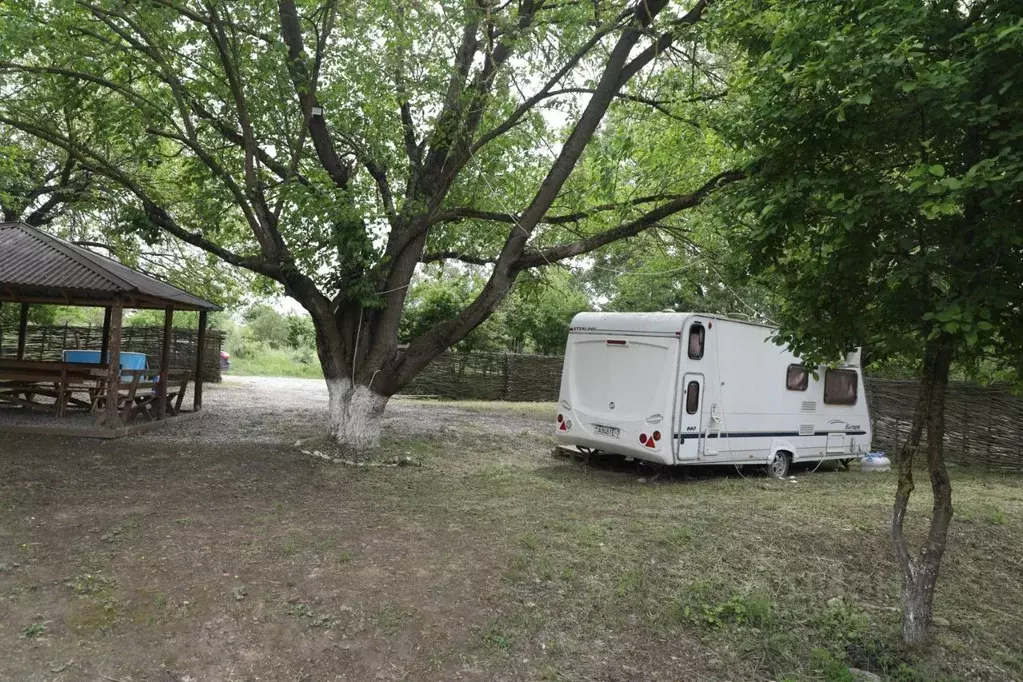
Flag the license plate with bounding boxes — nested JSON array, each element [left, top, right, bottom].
[[593, 424, 620, 438]]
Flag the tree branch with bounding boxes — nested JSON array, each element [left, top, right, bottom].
[[278, 0, 352, 190], [517, 169, 744, 267], [0, 114, 277, 279], [618, 0, 711, 86], [469, 7, 634, 155], [545, 87, 702, 126], [420, 250, 496, 266], [0, 62, 177, 125], [397, 0, 684, 383], [204, 1, 283, 261], [433, 192, 692, 227], [423, 171, 744, 268]]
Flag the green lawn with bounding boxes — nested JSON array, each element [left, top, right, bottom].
[[227, 348, 324, 379], [3, 396, 1020, 680]]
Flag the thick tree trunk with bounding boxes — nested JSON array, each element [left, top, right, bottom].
[[325, 377, 389, 457], [308, 302, 397, 458], [891, 334, 955, 647]]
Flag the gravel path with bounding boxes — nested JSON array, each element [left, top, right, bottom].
[[0, 375, 555, 447]]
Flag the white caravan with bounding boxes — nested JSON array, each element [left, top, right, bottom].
[[554, 313, 871, 477]]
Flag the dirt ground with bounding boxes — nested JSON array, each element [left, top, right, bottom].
[[2, 377, 1022, 681]]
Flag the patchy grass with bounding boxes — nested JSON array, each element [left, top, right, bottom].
[[1, 392, 1021, 680], [395, 398, 558, 420], [479, 455, 1023, 681], [64, 572, 116, 596], [20, 622, 45, 639]]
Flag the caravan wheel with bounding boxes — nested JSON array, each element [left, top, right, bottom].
[[767, 451, 791, 479]]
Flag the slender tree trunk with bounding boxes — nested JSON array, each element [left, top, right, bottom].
[[891, 333, 955, 646]]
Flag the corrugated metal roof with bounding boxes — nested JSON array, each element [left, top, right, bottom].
[[0, 222, 221, 311]]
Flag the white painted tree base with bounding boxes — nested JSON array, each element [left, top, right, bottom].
[[325, 378, 389, 457]]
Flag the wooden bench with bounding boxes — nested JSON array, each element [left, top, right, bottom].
[[93, 368, 191, 425]]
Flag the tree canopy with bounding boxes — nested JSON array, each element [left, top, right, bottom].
[[0, 0, 743, 450]]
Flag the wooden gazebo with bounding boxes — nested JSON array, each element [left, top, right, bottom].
[[0, 222, 221, 437]]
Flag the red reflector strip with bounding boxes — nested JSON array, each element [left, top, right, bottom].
[[606, 339, 627, 346]]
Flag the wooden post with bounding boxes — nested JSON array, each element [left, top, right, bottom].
[[16, 302, 29, 360], [105, 300, 123, 430], [194, 310, 208, 411], [100, 306, 112, 362], [156, 306, 173, 419]]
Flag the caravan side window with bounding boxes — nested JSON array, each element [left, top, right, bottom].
[[824, 369, 858, 405], [786, 364, 809, 391], [685, 381, 700, 414], [687, 323, 705, 360]]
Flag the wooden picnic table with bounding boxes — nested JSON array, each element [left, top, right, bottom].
[[0, 359, 109, 418], [0, 360, 191, 425]]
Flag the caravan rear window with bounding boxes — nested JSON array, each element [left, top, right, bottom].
[[687, 323, 705, 360], [685, 381, 700, 414], [824, 369, 858, 405], [786, 364, 809, 391]]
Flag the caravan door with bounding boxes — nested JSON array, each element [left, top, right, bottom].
[[675, 373, 704, 461]]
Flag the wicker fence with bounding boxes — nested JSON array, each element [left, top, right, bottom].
[[402, 352, 563, 402], [0, 324, 225, 382], [403, 353, 1023, 471], [865, 378, 1023, 472]]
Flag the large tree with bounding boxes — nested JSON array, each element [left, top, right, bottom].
[[0, 0, 738, 453], [713, 0, 1023, 645]]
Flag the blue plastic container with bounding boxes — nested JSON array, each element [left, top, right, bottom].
[[63, 350, 148, 381]]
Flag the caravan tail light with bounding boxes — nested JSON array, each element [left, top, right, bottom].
[[639, 433, 647, 444], [652, 431, 661, 442], [606, 339, 627, 346], [557, 414, 564, 423]]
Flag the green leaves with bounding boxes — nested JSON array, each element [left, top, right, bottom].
[[712, 0, 1023, 379]]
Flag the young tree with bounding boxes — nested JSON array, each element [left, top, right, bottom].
[[504, 270, 591, 355], [713, 0, 1023, 645], [0, 0, 739, 453]]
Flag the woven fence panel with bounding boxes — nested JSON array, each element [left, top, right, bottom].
[[401, 352, 509, 400], [865, 377, 1023, 472], [506, 354, 563, 402], [0, 324, 225, 382]]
